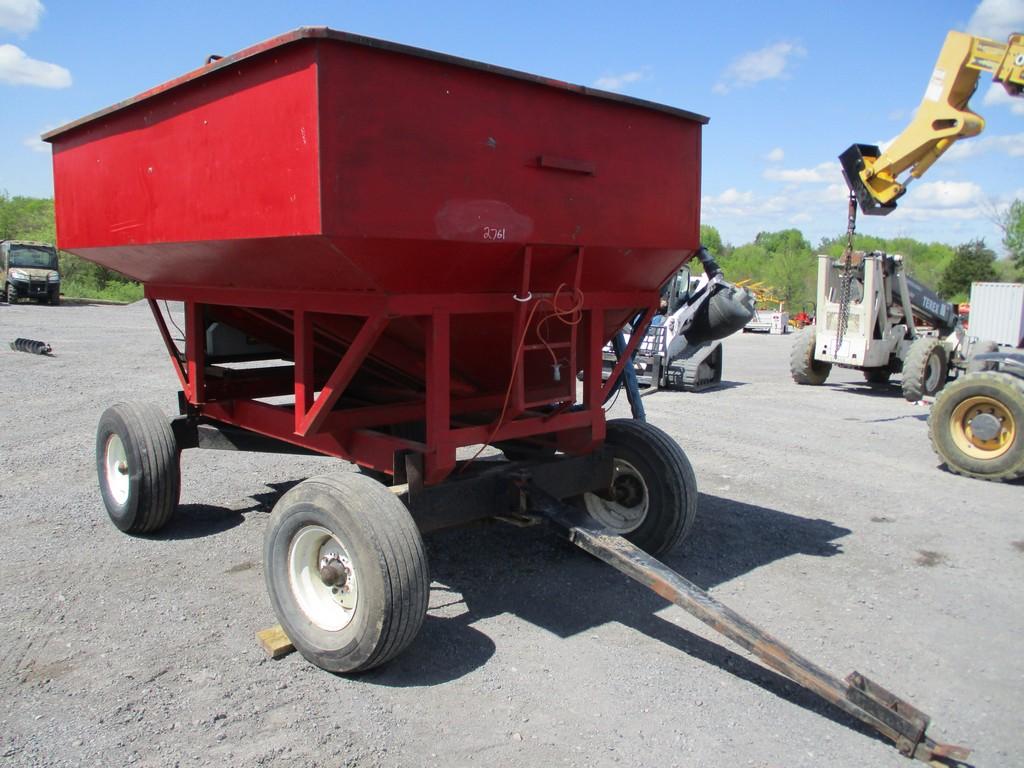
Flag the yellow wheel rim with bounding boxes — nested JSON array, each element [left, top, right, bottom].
[[949, 395, 1016, 460]]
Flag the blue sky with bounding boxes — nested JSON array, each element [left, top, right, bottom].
[[1, 0, 1021, 253]]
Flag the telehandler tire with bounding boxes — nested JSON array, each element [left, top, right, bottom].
[[790, 328, 830, 385], [928, 372, 1024, 482], [902, 337, 948, 402], [862, 368, 891, 384]]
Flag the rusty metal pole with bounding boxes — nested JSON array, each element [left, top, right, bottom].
[[532, 491, 970, 766]]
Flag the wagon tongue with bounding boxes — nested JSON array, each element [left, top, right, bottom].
[[527, 485, 971, 765]]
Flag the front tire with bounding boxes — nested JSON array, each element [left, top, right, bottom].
[[902, 338, 948, 401], [6, 283, 17, 304], [264, 472, 429, 673], [928, 372, 1024, 482], [96, 403, 180, 534], [583, 419, 697, 556], [862, 367, 891, 384], [790, 327, 830, 385]]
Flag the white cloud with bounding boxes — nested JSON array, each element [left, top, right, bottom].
[[0, 43, 70, 87], [763, 161, 839, 183], [903, 180, 985, 210], [22, 133, 46, 153], [22, 120, 59, 153], [982, 82, 1024, 115], [966, 0, 1024, 40], [765, 147, 784, 163], [944, 131, 1024, 160], [713, 42, 805, 94], [593, 68, 648, 92], [0, 0, 42, 34], [703, 188, 755, 207]]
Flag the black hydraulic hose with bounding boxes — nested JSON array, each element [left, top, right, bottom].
[[695, 245, 722, 279]]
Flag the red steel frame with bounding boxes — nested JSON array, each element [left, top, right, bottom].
[[148, 246, 655, 486]]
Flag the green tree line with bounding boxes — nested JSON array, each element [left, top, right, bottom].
[[0, 192, 142, 302], [699, 200, 1024, 310]]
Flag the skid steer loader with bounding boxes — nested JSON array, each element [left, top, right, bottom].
[[602, 249, 756, 394]]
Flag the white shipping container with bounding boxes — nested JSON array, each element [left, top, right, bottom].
[[968, 282, 1024, 347]]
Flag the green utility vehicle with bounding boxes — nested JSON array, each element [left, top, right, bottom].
[[1, 240, 61, 305]]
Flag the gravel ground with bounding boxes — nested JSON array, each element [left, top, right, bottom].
[[1, 300, 1021, 768]]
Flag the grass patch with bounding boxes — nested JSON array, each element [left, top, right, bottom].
[[61, 278, 144, 303]]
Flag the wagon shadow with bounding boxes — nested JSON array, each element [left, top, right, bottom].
[[367, 494, 873, 739], [155, 480, 302, 540]]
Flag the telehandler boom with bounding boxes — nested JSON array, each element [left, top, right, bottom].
[[840, 30, 1024, 215]]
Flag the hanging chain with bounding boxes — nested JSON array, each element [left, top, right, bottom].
[[833, 192, 858, 353]]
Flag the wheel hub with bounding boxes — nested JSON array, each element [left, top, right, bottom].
[[288, 526, 357, 631], [949, 395, 1015, 460], [583, 459, 649, 534], [318, 555, 349, 588], [970, 412, 1001, 442]]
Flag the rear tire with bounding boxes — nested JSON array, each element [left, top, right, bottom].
[[790, 327, 830, 385], [264, 472, 429, 673], [902, 337, 948, 401], [862, 367, 891, 384], [928, 372, 1024, 482], [96, 403, 180, 534], [583, 419, 697, 556]]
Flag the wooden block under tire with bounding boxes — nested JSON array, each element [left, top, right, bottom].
[[257, 625, 295, 659]]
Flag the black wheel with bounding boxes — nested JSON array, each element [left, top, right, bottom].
[[6, 283, 17, 304], [862, 367, 891, 384], [264, 472, 429, 673], [928, 372, 1024, 482], [902, 337, 948, 401], [96, 403, 180, 534], [966, 339, 999, 374], [790, 327, 830, 385], [582, 419, 697, 556], [49, 294, 61, 306]]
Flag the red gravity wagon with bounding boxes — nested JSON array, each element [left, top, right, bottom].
[[44, 29, 969, 763], [46, 28, 708, 672]]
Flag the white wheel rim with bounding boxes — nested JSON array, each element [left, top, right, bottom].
[[583, 459, 649, 534], [288, 525, 358, 632], [104, 434, 130, 505], [925, 355, 942, 392]]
